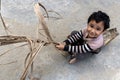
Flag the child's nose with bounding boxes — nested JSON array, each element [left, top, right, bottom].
[[91, 29, 95, 33]]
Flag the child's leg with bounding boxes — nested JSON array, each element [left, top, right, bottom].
[[68, 30, 85, 55], [68, 30, 84, 45], [67, 30, 79, 55], [67, 30, 85, 63], [67, 30, 78, 38]]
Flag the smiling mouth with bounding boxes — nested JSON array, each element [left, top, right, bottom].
[[88, 33, 96, 38]]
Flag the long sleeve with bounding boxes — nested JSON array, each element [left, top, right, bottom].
[[63, 34, 104, 54], [64, 30, 84, 45], [63, 43, 93, 54]]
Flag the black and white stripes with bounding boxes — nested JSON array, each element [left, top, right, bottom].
[[64, 43, 93, 53], [64, 30, 83, 45], [64, 30, 93, 53]]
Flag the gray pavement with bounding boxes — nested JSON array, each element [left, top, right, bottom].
[[0, 0, 120, 80]]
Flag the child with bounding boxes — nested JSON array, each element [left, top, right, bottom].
[[56, 11, 110, 64]]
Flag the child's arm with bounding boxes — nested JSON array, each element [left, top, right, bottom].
[[63, 43, 93, 54], [63, 36, 104, 54], [56, 42, 93, 54], [64, 30, 84, 45]]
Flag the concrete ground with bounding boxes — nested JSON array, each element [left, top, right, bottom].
[[0, 0, 120, 80]]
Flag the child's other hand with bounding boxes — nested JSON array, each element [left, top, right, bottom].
[[55, 42, 66, 50]]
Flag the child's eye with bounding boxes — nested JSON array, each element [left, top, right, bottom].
[[90, 25, 94, 28], [96, 28, 101, 31]]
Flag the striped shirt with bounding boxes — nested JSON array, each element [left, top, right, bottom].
[[63, 28, 104, 54]]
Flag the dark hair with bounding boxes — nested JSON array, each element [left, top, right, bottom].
[[87, 11, 110, 30]]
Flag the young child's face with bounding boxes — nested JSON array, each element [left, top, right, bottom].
[[87, 20, 104, 38]]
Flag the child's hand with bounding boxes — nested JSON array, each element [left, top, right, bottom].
[[55, 42, 66, 50]]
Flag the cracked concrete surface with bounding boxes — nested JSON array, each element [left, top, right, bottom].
[[0, 0, 120, 80]]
